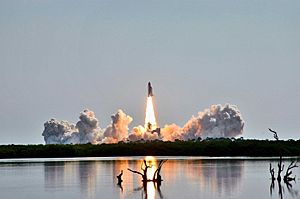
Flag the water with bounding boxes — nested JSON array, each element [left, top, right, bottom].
[[0, 156, 299, 199]]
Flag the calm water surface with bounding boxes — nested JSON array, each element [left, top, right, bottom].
[[0, 156, 299, 199]]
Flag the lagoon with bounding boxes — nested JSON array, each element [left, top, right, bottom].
[[0, 157, 299, 199]]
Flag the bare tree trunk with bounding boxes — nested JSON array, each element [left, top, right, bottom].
[[153, 160, 167, 182], [128, 160, 152, 182], [116, 170, 123, 185], [277, 156, 284, 182], [128, 168, 143, 176]]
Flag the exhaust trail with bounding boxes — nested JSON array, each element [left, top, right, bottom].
[[42, 83, 244, 144]]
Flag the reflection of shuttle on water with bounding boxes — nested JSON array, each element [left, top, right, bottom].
[[148, 82, 153, 97]]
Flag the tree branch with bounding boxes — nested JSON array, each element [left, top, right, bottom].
[[284, 160, 298, 182], [128, 168, 143, 176], [269, 128, 279, 141]]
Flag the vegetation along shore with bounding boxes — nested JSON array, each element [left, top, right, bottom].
[[0, 138, 300, 159]]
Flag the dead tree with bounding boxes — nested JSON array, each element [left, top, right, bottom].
[[284, 160, 298, 182], [269, 128, 279, 141], [153, 160, 167, 182], [267, 129, 284, 181], [116, 170, 123, 185], [128, 160, 152, 182], [267, 128, 299, 199], [277, 156, 284, 182]]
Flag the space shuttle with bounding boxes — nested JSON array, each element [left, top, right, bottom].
[[148, 82, 153, 97]]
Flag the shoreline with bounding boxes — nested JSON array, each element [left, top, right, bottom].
[[0, 139, 299, 159], [0, 156, 300, 163]]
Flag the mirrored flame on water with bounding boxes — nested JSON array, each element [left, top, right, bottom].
[[145, 156, 157, 180], [145, 96, 157, 131], [145, 156, 157, 199]]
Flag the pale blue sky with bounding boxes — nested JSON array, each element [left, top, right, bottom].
[[0, 0, 299, 144]]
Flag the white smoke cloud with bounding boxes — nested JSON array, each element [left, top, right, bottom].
[[42, 119, 79, 144], [128, 125, 159, 142], [43, 109, 133, 144], [183, 104, 244, 139], [160, 123, 182, 141], [102, 110, 133, 144], [160, 104, 244, 141], [76, 109, 102, 144], [42, 109, 103, 144], [42, 103, 244, 144]]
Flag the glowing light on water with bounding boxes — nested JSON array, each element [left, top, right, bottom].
[[145, 156, 157, 179], [145, 156, 157, 199]]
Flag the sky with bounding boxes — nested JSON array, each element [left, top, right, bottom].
[[0, 0, 299, 144]]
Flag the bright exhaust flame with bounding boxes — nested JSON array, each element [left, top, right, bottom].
[[145, 96, 157, 131]]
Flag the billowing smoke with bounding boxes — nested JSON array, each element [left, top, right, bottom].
[[102, 110, 133, 144], [42, 109, 102, 144], [42, 119, 79, 144], [43, 109, 132, 144], [76, 109, 102, 144], [42, 104, 244, 144], [160, 124, 182, 141], [128, 126, 159, 142], [184, 104, 244, 139], [160, 104, 244, 141]]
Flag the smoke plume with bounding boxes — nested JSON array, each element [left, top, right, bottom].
[[128, 126, 159, 142], [42, 119, 79, 144], [184, 104, 244, 139], [42, 103, 244, 144], [160, 104, 244, 141], [102, 110, 133, 144], [76, 109, 102, 144]]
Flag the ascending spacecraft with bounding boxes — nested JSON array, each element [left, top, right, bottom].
[[148, 82, 153, 97]]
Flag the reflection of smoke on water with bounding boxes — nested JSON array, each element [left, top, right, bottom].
[[43, 158, 245, 198], [44, 162, 64, 190], [161, 159, 244, 196], [111, 160, 134, 198], [44, 161, 101, 198], [127, 158, 244, 199], [209, 160, 243, 195], [44, 162, 77, 190], [191, 160, 244, 195], [44, 159, 136, 199], [77, 162, 101, 199]]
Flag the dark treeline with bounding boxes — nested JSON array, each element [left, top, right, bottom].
[[0, 138, 300, 159]]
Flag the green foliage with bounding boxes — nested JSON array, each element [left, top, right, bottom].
[[0, 139, 299, 158]]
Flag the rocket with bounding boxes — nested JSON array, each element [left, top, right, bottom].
[[148, 82, 153, 97]]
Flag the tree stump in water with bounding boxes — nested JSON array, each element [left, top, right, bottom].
[[117, 170, 123, 185]]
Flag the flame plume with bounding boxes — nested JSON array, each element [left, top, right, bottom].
[[144, 96, 157, 131]]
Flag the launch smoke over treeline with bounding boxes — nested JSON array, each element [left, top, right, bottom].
[[42, 104, 244, 144]]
